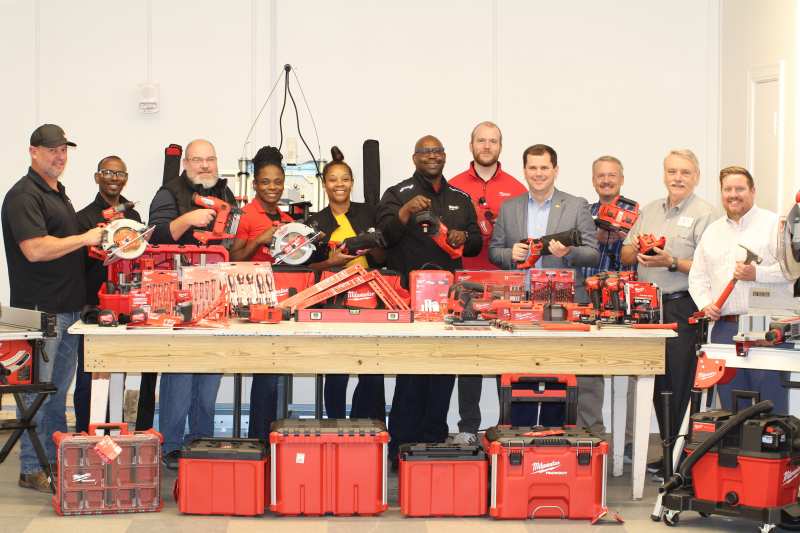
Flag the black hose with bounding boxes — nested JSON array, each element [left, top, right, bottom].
[[660, 399, 774, 493]]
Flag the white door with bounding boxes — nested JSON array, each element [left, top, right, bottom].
[[748, 67, 781, 212]]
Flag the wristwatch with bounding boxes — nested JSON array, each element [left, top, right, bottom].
[[668, 257, 678, 272]]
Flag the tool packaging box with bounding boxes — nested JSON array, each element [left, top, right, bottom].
[[269, 419, 388, 516], [52, 423, 162, 516], [176, 438, 269, 516], [485, 426, 609, 522], [398, 443, 488, 517]]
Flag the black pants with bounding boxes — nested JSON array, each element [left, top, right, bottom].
[[135, 373, 158, 430], [388, 374, 455, 457], [323, 374, 385, 420], [73, 337, 91, 433], [248, 374, 279, 440], [653, 295, 697, 443]]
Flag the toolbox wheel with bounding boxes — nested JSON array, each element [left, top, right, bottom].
[[663, 510, 680, 527]]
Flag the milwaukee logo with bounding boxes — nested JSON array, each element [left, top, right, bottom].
[[498, 191, 511, 196], [348, 291, 375, 300], [399, 184, 414, 193], [697, 371, 718, 381], [532, 460, 566, 475], [783, 466, 800, 486], [448, 205, 459, 210], [72, 472, 95, 483]]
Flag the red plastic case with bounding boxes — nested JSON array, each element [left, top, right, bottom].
[[52, 423, 162, 516], [399, 443, 488, 517], [409, 270, 454, 321], [269, 419, 388, 516], [176, 438, 269, 516], [485, 426, 609, 522]]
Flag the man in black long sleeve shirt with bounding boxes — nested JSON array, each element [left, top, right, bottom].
[[376, 135, 481, 467]]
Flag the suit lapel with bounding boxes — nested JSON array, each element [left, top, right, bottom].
[[546, 189, 565, 235]]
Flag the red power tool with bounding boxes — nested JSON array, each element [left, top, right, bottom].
[[516, 229, 582, 269], [413, 210, 463, 259], [638, 234, 666, 256], [192, 194, 242, 246], [595, 195, 639, 233]]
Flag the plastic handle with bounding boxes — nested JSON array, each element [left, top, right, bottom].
[[630, 322, 678, 330], [88, 422, 130, 436], [731, 389, 761, 414]]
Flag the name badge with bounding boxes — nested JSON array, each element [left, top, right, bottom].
[[677, 216, 694, 228]]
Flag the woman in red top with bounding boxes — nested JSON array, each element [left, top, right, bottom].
[[230, 146, 294, 262], [231, 146, 293, 440]]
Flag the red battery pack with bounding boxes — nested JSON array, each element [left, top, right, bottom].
[[486, 426, 609, 522], [176, 438, 269, 516], [52, 423, 163, 516], [399, 443, 488, 517], [269, 419, 388, 516]]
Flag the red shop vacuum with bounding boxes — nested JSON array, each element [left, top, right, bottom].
[[658, 389, 800, 532]]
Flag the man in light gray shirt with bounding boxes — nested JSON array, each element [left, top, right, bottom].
[[621, 149, 715, 480]]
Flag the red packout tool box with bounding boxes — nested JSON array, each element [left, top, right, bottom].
[[498, 374, 578, 425], [52, 423, 162, 516], [398, 443, 488, 517], [409, 270, 454, 321], [176, 438, 269, 516], [269, 419, 388, 516], [686, 402, 800, 509], [272, 266, 316, 303], [485, 426, 610, 522]]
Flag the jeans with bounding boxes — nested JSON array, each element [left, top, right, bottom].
[[19, 311, 81, 474], [249, 374, 279, 440], [158, 373, 221, 455]]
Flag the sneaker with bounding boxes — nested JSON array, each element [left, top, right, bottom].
[[162, 450, 181, 470], [647, 458, 663, 473], [451, 432, 478, 445], [650, 466, 665, 483], [19, 471, 52, 493], [623, 443, 633, 465]]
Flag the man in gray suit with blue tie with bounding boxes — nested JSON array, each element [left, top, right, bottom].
[[489, 144, 601, 428]]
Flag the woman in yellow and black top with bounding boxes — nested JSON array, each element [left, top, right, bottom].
[[307, 147, 385, 420]]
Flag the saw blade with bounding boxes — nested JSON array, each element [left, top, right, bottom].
[[103, 225, 155, 266], [778, 213, 800, 280], [271, 222, 318, 265]]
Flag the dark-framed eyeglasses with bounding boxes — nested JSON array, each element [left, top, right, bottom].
[[97, 169, 128, 179], [414, 147, 445, 155]]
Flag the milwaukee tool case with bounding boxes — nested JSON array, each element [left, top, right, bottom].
[[398, 443, 488, 517], [52, 423, 162, 516], [269, 419, 388, 516], [686, 401, 800, 509], [176, 438, 269, 516], [485, 426, 609, 522]]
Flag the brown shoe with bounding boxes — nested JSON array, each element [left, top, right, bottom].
[[18, 471, 52, 493]]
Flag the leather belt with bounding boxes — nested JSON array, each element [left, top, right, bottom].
[[662, 290, 690, 302], [719, 315, 739, 323]]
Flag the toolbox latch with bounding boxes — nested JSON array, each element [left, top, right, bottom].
[[578, 452, 591, 465], [509, 451, 523, 466]]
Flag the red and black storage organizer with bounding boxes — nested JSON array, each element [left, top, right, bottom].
[[52, 423, 162, 516], [269, 419, 388, 516], [176, 438, 269, 516], [498, 374, 578, 425], [485, 426, 611, 522], [398, 443, 488, 517]]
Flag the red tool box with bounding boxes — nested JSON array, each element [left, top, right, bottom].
[[269, 419, 388, 516], [176, 438, 269, 516], [485, 426, 610, 522], [398, 443, 488, 517], [498, 374, 578, 425], [409, 270, 454, 321], [52, 423, 162, 516]]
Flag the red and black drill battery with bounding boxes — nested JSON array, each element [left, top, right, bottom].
[[485, 426, 612, 522]]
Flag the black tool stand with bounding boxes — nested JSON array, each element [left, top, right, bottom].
[[0, 365, 57, 494]]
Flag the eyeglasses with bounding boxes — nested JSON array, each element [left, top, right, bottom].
[[97, 169, 128, 179], [188, 156, 218, 165], [414, 147, 445, 155]]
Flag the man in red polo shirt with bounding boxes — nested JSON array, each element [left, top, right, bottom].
[[449, 121, 526, 444]]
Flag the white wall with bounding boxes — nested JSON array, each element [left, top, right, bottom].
[[719, 0, 798, 213], [1, 0, 722, 304]]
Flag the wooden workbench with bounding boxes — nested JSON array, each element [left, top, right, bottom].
[[70, 320, 672, 499]]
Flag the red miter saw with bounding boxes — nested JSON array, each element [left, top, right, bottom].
[[269, 222, 324, 265]]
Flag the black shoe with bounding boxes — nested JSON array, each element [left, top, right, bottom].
[[162, 450, 181, 470], [647, 458, 662, 473]]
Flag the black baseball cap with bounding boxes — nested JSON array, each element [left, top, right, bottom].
[[30, 124, 77, 148]]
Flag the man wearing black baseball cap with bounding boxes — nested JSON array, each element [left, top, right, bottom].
[[1, 123, 103, 492]]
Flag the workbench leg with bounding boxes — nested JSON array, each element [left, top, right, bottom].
[[109, 373, 124, 426], [89, 376, 110, 429], [611, 375, 628, 477], [631, 374, 654, 500]]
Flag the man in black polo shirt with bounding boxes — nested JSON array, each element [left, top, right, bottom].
[[74, 155, 142, 433], [1, 124, 103, 492]]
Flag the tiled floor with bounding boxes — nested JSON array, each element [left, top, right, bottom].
[[0, 431, 764, 533]]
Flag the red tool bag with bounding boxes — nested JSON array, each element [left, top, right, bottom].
[[52, 423, 162, 516], [498, 374, 578, 425], [398, 443, 487, 517], [269, 419, 388, 516], [176, 438, 269, 516], [485, 426, 610, 522], [272, 266, 316, 303]]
